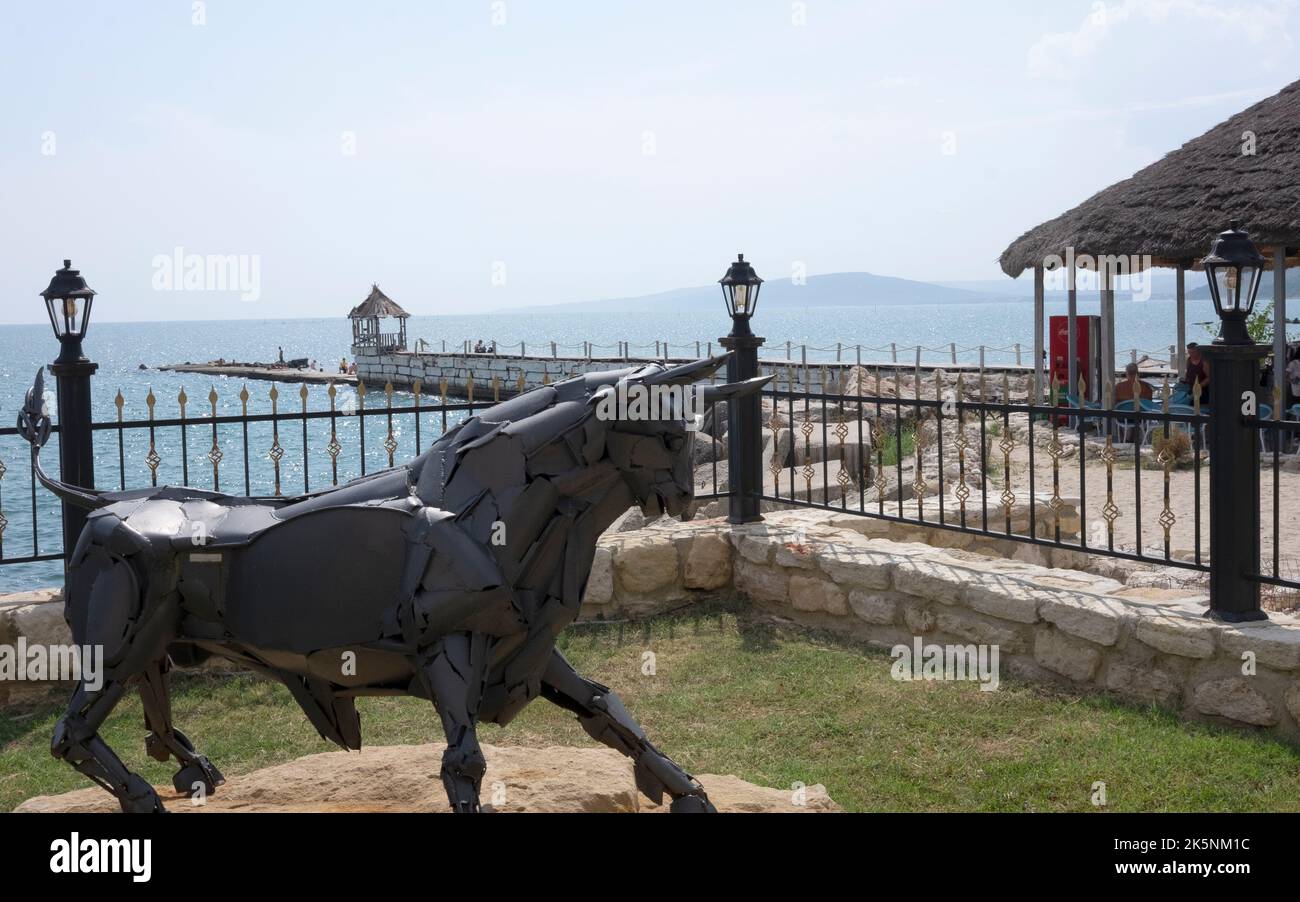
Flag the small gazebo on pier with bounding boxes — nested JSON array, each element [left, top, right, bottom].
[[348, 284, 410, 354], [1001, 78, 1300, 404]]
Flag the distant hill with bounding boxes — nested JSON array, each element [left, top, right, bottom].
[[515, 272, 1002, 314], [509, 267, 1239, 315]]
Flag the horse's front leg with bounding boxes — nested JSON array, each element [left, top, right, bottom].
[[413, 631, 490, 813], [540, 648, 716, 812]]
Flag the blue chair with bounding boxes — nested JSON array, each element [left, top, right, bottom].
[[1063, 394, 1105, 431], [1152, 404, 1204, 446], [1111, 399, 1149, 444], [1256, 404, 1292, 452]]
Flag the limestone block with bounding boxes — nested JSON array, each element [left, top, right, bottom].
[[934, 610, 1024, 653], [1103, 662, 1183, 707], [1216, 626, 1300, 672], [1039, 595, 1124, 647], [683, 533, 732, 591], [734, 559, 789, 606], [892, 559, 980, 605], [1033, 628, 1101, 682], [963, 581, 1043, 624], [614, 538, 679, 596], [582, 546, 614, 606], [1134, 615, 1216, 659], [1192, 678, 1276, 726], [848, 590, 899, 625], [788, 574, 846, 615]]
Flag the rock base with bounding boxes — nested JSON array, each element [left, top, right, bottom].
[[16, 742, 838, 813]]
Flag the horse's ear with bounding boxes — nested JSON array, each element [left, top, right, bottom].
[[639, 354, 731, 387], [701, 374, 773, 403]]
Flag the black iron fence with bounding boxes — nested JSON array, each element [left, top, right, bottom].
[[726, 363, 1300, 613], [0, 374, 527, 587], [4, 344, 1297, 618]]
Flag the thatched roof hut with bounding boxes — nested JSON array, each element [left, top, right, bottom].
[[348, 284, 410, 321], [1001, 80, 1300, 276], [348, 284, 409, 353], [1000, 79, 1300, 401]]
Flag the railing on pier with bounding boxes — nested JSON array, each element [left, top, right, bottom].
[[419, 337, 1183, 371]]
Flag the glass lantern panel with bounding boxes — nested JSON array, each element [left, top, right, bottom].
[[733, 284, 749, 314], [1240, 265, 1261, 310], [1214, 268, 1239, 312]]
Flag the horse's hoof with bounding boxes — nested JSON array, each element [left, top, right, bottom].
[[669, 791, 717, 813], [173, 758, 224, 797], [121, 776, 167, 813]]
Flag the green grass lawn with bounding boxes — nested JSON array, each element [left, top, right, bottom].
[[3, 602, 1299, 812]]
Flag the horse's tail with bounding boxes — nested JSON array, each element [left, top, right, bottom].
[[16, 367, 109, 511]]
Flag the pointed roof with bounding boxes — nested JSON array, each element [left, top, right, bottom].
[[1000, 80, 1300, 277], [348, 284, 410, 319]]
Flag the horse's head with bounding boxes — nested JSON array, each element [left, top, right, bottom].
[[411, 356, 769, 527], [591, 356, 770, 519]]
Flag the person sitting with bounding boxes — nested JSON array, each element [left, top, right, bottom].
[[473, 339, 486, 354], [347, 361, 357, 375], [1115, 363, 1153, 404], [1178, 342, 1210, 404], [339, 357, 348, 374]]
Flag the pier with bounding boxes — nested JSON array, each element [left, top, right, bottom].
[[350, 346, 1175, 400], [159, 362, 357, 386]]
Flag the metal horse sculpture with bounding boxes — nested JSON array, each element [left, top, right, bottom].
[[18, 357, 767, 813]]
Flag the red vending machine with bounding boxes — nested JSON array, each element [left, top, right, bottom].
[[1049, 315, 1101, 402]]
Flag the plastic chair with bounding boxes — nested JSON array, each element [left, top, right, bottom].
[[1111, 399, 1148, 445], [1158, 404, 1205, 446], [1063, 394, 1104, 431]]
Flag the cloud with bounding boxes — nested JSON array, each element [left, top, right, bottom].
[[1028, 0, 1294, 80]]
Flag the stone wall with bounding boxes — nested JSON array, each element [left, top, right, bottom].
[[5, 510, 1298, 747], [0, 589, 66, 706], [579, 510, 1300, 744]]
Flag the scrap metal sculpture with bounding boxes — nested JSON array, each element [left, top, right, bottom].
[[19, 357, 767, 813]]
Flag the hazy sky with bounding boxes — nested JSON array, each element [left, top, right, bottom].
[[1, 0, 1296, 322]]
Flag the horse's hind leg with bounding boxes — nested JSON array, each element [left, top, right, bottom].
[[414, 632, 490, 813], [139, 661, 224, 798], [52, 678, 166, 813]]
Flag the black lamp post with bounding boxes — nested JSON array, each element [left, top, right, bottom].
[[41, 260, 99, 571], [1201, 224, 1268, 622], [1203, 220, 1266, 344], [718, 254, 765, 524]]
